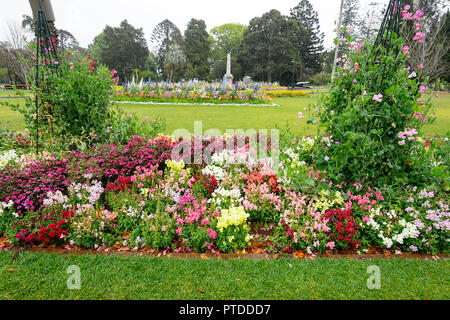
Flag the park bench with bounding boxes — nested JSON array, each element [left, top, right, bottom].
[[3, 84, 28, 90]]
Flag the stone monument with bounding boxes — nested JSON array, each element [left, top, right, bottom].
[[223, 53, 233, 89]]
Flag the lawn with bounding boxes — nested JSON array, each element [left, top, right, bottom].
[[0, 251, 448, 300], [1, 93, 449, 136], [0, 90, 32, 97]]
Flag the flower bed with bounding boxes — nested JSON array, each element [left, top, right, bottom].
[[264, 90, 310, 98], [111, 89, 273, 105], [0, 134, 448, 256]]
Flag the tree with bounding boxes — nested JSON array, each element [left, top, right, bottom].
[[3, 21, 32, 85], [338, 0, 360, 49], [210, 23, 247, 80], [22, 14, 34, 33], [183, 19, 211, 79], [165, 44, 186, 82], [441, 11, 450, 82], [90, 20, 149, 81], [150, 20, 183, 79], [240, 10, 299, 83], [401, 1, 449, 81], [355, 2, 386, 43], [57, 29, 79, 51], [290, 0, 325, 80]]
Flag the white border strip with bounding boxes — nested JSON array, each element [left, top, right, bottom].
[[111, 101, 280, 107]]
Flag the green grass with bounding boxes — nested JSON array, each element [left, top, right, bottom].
[[0, 251, 448, 300], [0, 90, 32, 97], [1, 94, 449, 136]]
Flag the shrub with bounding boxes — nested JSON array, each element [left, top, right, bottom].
[[314, 34, 434, 186], [10, 51, 116, 148], [311, 71, 331, 86]]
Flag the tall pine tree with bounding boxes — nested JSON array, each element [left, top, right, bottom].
[[290, 0, 324, 80]]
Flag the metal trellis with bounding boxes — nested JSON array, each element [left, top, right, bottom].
[[34, 0, 59, 154]]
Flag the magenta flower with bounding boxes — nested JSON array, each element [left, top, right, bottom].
[[402, 46, 409, 54], [207, 228, 217, 239]]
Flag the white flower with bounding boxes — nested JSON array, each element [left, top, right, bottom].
[[0, 150, 19, 169]]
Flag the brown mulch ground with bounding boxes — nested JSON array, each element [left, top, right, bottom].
[[1, 237, 447, 261]]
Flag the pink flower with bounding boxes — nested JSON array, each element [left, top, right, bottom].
[[207, 228, 217, 239], [362, 216, 371, 223], [372, 94, 383, 103], [354, 63, 359, 72], [326, 241, 335, 250], [418, 64, 424, 69], [176, 227, 182, 236], [419, 86, 428, 93], [398, 140, 406, 146], [413, 32, 425, 42], [404, 4, 410, 10], [200, 217, 210, 226], [402, 46, 409, 54], [298, 112, 304, 119]]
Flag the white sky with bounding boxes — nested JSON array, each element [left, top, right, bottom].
[[0, 0, 384, 50]]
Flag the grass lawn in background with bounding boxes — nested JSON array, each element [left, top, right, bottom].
[[0, 90, 32, 97], [1, 94, 449, 136], [0, 251, 448, 300]]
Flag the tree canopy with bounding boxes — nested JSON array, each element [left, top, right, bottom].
[[90, 20, 149, 81], [184, 19, 211, 79]]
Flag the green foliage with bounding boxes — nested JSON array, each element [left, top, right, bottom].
[[290, 0, 325, 78], [9, 51, 114, 149], [314, 34, 435, 186], [184, 19, 211, 80], [90, 20, 149, 80], [150, 19, 184, 79], [240, 10, 299, 83], [311, 71, 331, 85], [209, 23, 247, 79]]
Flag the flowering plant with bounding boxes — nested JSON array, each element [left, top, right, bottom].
[[314, 26, 434, 186]]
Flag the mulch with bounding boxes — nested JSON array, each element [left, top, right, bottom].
[[0, 237, 447, 261]]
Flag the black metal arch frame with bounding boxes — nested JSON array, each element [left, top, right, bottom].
[[34, 0, 59, 154]]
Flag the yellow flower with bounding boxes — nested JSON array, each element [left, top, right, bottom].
[[217, 206, 249, 231]]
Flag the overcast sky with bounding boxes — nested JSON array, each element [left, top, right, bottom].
[[1, 0, 382, 50]]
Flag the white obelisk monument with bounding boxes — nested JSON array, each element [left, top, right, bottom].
[[223, 53, 233, 89]]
